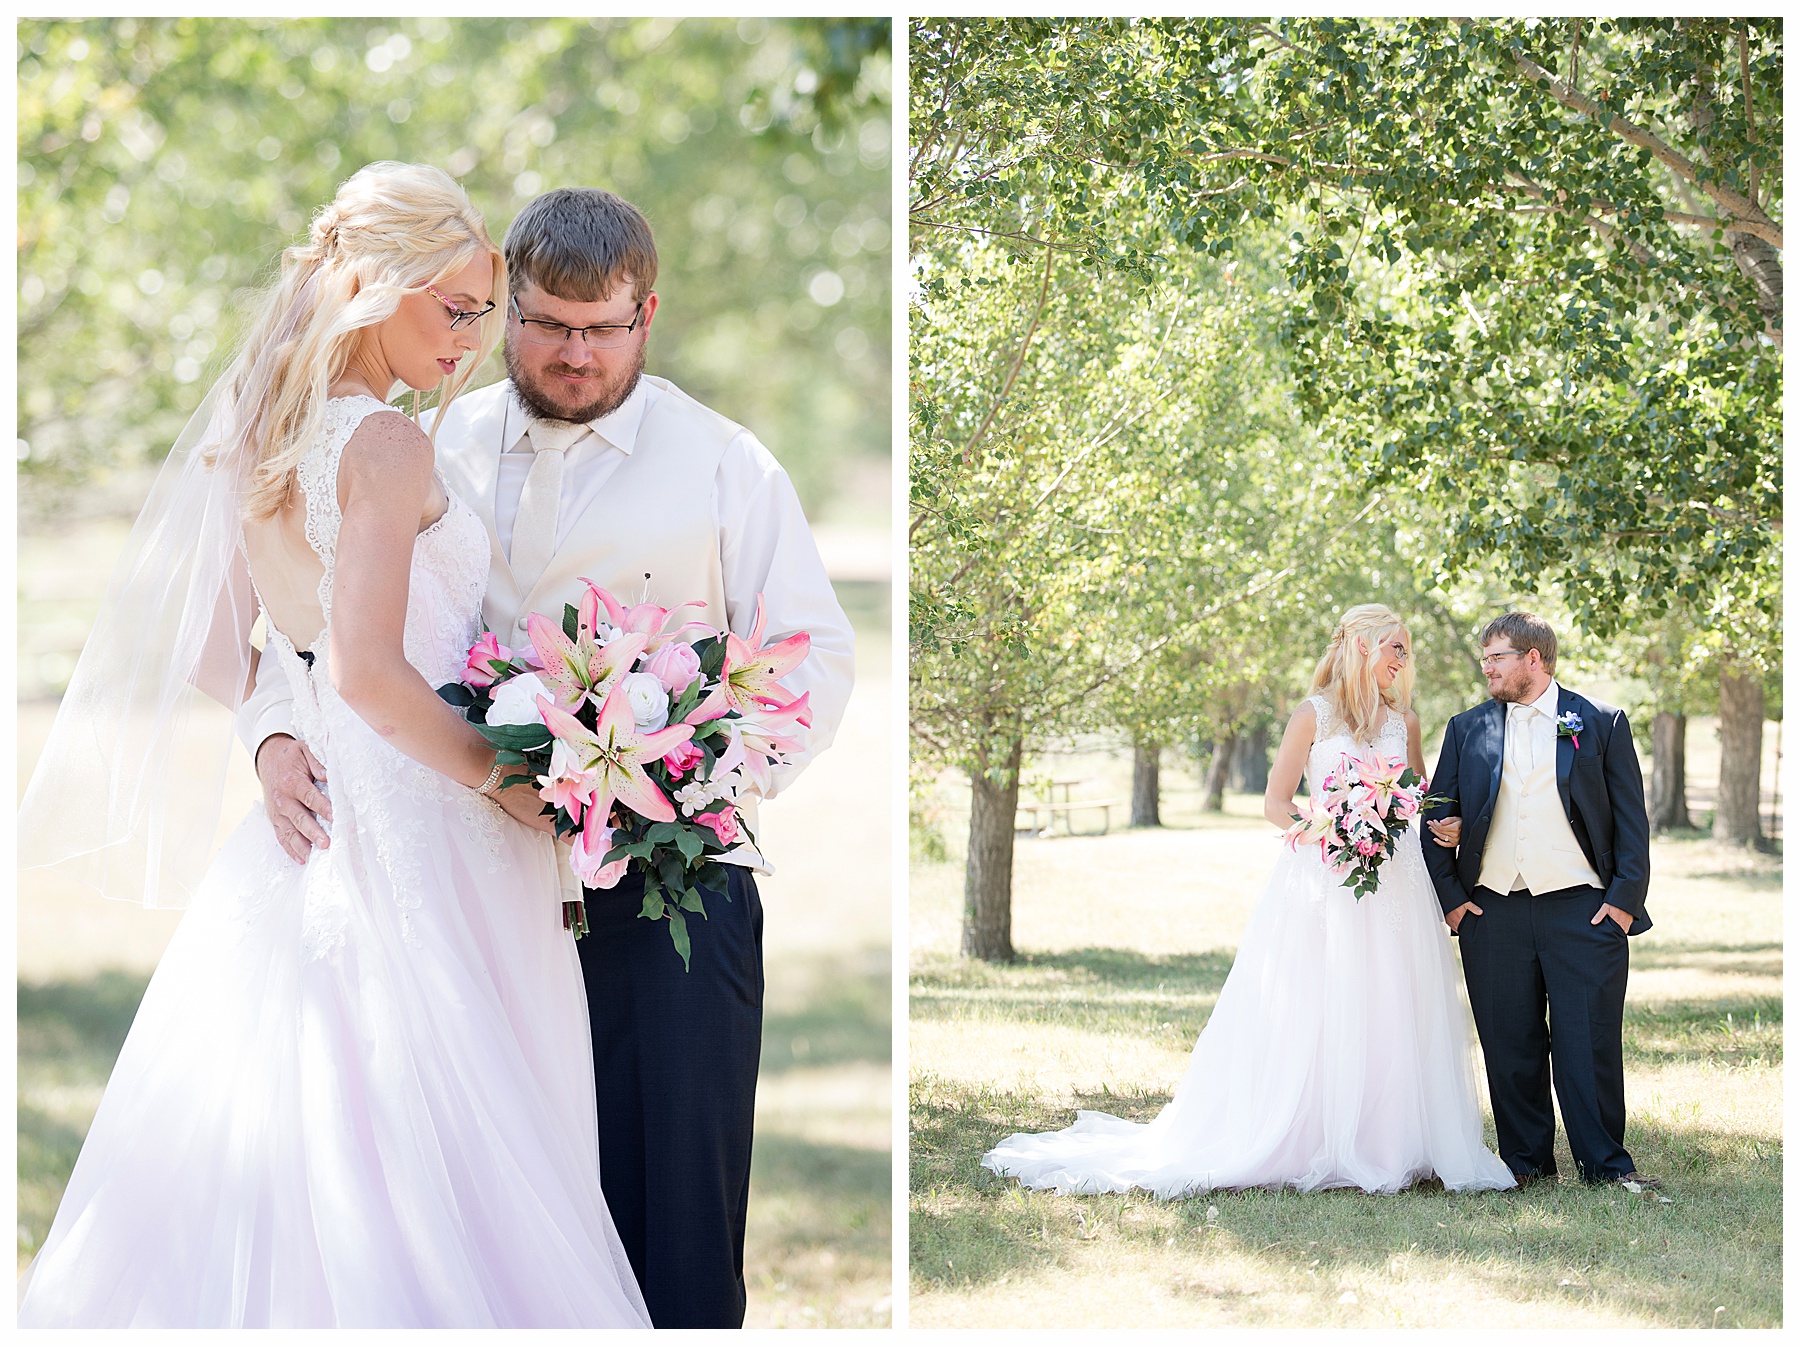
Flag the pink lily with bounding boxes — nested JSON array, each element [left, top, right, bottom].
[[707, 693, 811, 795], [1284, 800, 1335, 856], [687, 594, 811, 724], [582, 579, 712, 654], [526, 610, 648, 711], [537, 740, 599, 820], [536, 685, 694, 826]]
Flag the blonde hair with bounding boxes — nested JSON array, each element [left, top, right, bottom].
[[213, 161, 505, 521], [1308, 604, 1414, 743]]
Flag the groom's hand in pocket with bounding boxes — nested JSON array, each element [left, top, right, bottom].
[[1592, 903, 1634, 934], [1445, 900, 1483, 934], [257, 733, 332, 863]]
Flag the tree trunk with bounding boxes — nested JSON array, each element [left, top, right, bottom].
[[962, 735, 1023, 961], [1649, 711, 1691, 832], [1231, 723, 1270, 793], [1130, 741, 1161, 827], [1713, 666, 1765, 847], [1201, 730, 1238, 812]]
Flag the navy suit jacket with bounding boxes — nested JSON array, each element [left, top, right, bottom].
[[1423, 687, 1652, 933]]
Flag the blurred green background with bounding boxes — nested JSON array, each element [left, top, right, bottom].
[[16, 16, 892, 1328], [18, 16, 890, 518]]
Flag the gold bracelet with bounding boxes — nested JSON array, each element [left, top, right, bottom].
[[475, 759, 504, 796]]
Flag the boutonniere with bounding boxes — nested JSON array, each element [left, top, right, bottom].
[[1556, 710, 1584, 750]]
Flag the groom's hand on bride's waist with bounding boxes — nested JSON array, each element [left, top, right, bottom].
[[1591, 902, 1634, 934], [256, 733, 332, 864]]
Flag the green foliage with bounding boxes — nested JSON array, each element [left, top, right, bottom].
[[911, 17, 1780, 763], [18, 17, 891, 514]]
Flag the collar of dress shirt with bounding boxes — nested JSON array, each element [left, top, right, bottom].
[[1527, 678, 1562, 721], [507, 377, 649, 455]]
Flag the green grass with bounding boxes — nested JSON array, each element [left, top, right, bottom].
[[909, 825, 1781, 1328]]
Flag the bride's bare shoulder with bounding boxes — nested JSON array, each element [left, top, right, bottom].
[[341, 407, 431, 471], [1284, 698, 1319, 737]]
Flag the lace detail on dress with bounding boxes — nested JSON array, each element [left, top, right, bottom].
[[295, 394, 394, 630]]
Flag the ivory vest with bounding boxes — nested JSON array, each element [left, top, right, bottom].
[[432, 376, 738, 646], [1477, 707, 1603, 895]]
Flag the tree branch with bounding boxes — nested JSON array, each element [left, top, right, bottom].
[[909, 218, 1089, 256], [1498, 36, 1781, 248], [1498, 177, 1783, 253], [961, 240, 1055, 464], [1738, 26, 1760, 207]]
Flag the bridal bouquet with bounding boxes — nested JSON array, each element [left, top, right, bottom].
[[439, 582, 811, 969], [1283, 749, 1441, 900]]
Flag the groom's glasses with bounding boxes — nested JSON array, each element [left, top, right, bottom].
[[510, 293, 646, 350], [1479, 649, 1528, 669], [424, 285, 496, 331]]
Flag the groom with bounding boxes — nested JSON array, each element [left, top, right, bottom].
[[244, 187, 856, 1326], [1423, 612, 1653, 1189]]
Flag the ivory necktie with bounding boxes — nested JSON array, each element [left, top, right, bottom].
[[1509, 702, 1535, 772], [509, 418, 588, 596]]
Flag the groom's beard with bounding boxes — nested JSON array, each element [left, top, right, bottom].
[[505, 338, 645, 425]]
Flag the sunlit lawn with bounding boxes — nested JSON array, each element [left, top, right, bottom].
[[909, 781, 1781, 1329], [18, 556, 893, 1328]]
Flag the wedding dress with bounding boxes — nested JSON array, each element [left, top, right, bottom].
[[983, 695, 1516, 1197], [18, 396, 651, 1327]]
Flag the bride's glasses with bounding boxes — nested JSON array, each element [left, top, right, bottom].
[[510, 293, 645, 350], [423, 285, 496, 331]]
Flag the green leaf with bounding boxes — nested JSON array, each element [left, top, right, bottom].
[[436, 682, 476, 708], [667, 906, 692, 972]]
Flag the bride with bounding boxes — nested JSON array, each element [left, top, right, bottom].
[[983, 605, 1516, 1197], [17, 163, 650, 1327]]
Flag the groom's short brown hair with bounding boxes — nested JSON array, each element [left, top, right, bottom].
[[503, 188, 658, 303], [1480, 611, 1558, 673]]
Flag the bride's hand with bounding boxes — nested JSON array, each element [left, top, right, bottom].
[[1427, 816, 1462, 848], [493, 780, 557, 833]]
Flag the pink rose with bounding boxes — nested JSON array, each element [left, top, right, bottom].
[[464, 632, 515, 688], [643, 640, 703, 697], [570, 823, 630, 890], [662, 740, 706, 780], [694, 805, 740, 848]]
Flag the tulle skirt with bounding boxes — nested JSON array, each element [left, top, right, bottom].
[[982, 829, 1517, 1197], [18, 777, 650, 1327]]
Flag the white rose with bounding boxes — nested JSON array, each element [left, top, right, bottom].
[[487, 671, 554, 726], [621, 671, 670, 732]]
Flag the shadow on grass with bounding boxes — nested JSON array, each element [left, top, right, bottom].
[[913, 947, 1235, 1038], [911, 1072, 1781, 1327], [748, 951, 893, 1326], [19, 972, 156, 1261], [1630, 939, 1782, 979], [19, 971, 150, 1064], [761, 952, 890, 1075], [914, 947, 1781, 1070]]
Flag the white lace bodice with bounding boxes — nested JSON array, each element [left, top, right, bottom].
[[1305, 692, 1408, 798], [250, 395, 489, 762]]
